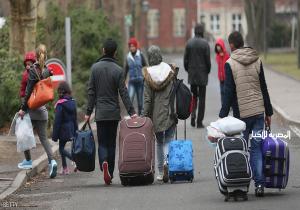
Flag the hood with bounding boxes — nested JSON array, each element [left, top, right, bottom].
[[143, 62, 175, 91], [55, 96, 76, 112], [215, 38, 227, 54], [231, 47, 259, 66], [24, 51, 36, 66], [127, 49, 141, 62]]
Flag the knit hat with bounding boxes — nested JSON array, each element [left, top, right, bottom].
[[128, 37, 138, 48], [147, 45, 163, 66]]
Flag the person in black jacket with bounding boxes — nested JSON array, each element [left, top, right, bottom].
[[85, 38, 137, 185], [184, 24, 211, 128], [52, 81, 78, 175]]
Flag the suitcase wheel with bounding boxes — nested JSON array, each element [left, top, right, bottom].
[[170, 178, 175, 184], [224, 195, 229, 202]]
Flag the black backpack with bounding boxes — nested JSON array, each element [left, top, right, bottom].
[[170, 79, 192, 122]]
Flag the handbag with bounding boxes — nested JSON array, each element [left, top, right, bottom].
[[27, 68, 54, 109], [72, 121, 96, 172]]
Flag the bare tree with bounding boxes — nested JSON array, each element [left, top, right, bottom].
[[9, 0, 39, 55], [244, 0, 274, 52]]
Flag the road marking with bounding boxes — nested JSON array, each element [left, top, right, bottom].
[[289, 125, 300, 138]]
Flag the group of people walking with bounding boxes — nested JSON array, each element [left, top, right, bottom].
[[16, 23, 273, 197]]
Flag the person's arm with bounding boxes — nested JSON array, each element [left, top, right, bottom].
[[124, 58, 129, 79], [118, 71, 136, 116], [20, 68, 39, 111], [52, 104, 63, 142], [143, 81, 153, 118], [205, 43, 211, 74], [219, 63, 236, 118], [259, 62, 273, 117], [74, 101, 78, 131], [86, 69, 96, 116], [183, 44, 189, 72]]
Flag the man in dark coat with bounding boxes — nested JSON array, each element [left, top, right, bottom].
[[85, 38, 137, 185], [184, 24, 211, 128]]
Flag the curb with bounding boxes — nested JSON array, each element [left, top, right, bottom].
[[0, 117, 93, 201], [271, 100, 300, 127]]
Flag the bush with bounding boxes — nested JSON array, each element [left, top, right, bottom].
[[37, 3, 124, 108], [0, 23, 23, 127], [268, 21, 292, 48]]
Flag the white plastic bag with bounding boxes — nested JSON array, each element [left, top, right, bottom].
[[211, 116, 246, 135], [206, 125, 225, 143], [15, 114, 36, 152], [8, 113, 18, 136]]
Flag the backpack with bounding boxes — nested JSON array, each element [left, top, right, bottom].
[[170, 79, 192, 121]]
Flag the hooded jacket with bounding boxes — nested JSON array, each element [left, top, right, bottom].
[[143, 62, 177, 133], [20, 52, 36, 98], [52, 95, 78, 142], [215, 39, 230, 82], [219, 47, 273, 119]]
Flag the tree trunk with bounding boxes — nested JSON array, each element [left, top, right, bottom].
[[9, 0, 38, 55], [244, 0, 274, 52]]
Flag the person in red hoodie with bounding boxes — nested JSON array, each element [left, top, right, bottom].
[[20, 52, 36, 98], [215, 38, 230, 107]]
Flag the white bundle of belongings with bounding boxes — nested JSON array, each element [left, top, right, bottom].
[[206, 116, 246, 145]]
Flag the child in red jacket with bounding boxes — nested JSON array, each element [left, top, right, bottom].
[[20, 52, 36, 98], [215, 38, 230, 106]]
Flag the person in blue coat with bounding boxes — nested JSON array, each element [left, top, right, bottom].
[[52, 81, 78, 175]]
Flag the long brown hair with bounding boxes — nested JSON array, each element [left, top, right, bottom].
[[36, 44, 47, 69]]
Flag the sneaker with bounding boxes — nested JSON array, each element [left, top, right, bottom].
[[255, 185, 264, 197], [163, 163, 169, 183], [156, 174, 163, 181], [102, 161, 111, 185], [18, 159, 32, 170], [49, 160, 57, 178]]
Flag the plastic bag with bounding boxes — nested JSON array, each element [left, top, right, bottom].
[[8, 113, 18, 136], [15, 114, 36, 152], [206, 125, 225, 144], [211, 116, 246, 135]]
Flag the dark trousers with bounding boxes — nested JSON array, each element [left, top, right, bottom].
[[191, 85, 206, 125], [59, 140, 73, 168], [96, 121, 119, 177]]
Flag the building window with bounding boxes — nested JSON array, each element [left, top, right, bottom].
[[210, 14, 220, 33], [232, 13, 242, 32], [147, 9, 159, 38], [173, 8, 186, 37]]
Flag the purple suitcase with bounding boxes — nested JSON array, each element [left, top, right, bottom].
[[262, 135, 289, 189]]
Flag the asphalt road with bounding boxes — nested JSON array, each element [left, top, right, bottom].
[[5, 54, 300, 210]]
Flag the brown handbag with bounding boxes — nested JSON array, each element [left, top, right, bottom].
[[27, 69, 54, 109]]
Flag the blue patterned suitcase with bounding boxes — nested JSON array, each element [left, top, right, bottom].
[[262, 133, 290, 189], [168, 121, 194, 183]]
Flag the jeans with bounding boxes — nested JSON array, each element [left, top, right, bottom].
[[242, 114, 265, 187], [96, 121, 119, 177], [155, 125, 175, 174], [128, 80, 144, 115], [190, 85, 206, 125], [59, 140, 73, 168], [24, 120, 53, 164]]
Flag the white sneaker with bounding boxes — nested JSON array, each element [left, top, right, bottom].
[[157, 174, 163, 181]]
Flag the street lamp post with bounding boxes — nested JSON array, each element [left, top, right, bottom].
[[142, 0, 149, 50]]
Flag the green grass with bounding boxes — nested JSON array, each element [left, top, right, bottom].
[[261, 52, 300, 81]]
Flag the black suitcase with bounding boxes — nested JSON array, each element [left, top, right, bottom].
[[214, 137, 252, 201], [72, 122, 96, 172]]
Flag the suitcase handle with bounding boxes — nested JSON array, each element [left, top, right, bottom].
[[175, 120, 187, 140], [81, 121, 92, 131]]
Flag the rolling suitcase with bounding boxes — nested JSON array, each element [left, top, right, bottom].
[[118, 117, 155, 186], [72, 121, 96, 172], [262, 128, 290, 189], [214, 136, 252, 201], [168, 120, 194, 183]]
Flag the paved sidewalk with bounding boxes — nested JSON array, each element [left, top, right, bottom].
[[0, 135, 56, 198], [264, 67, 300, 125]]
